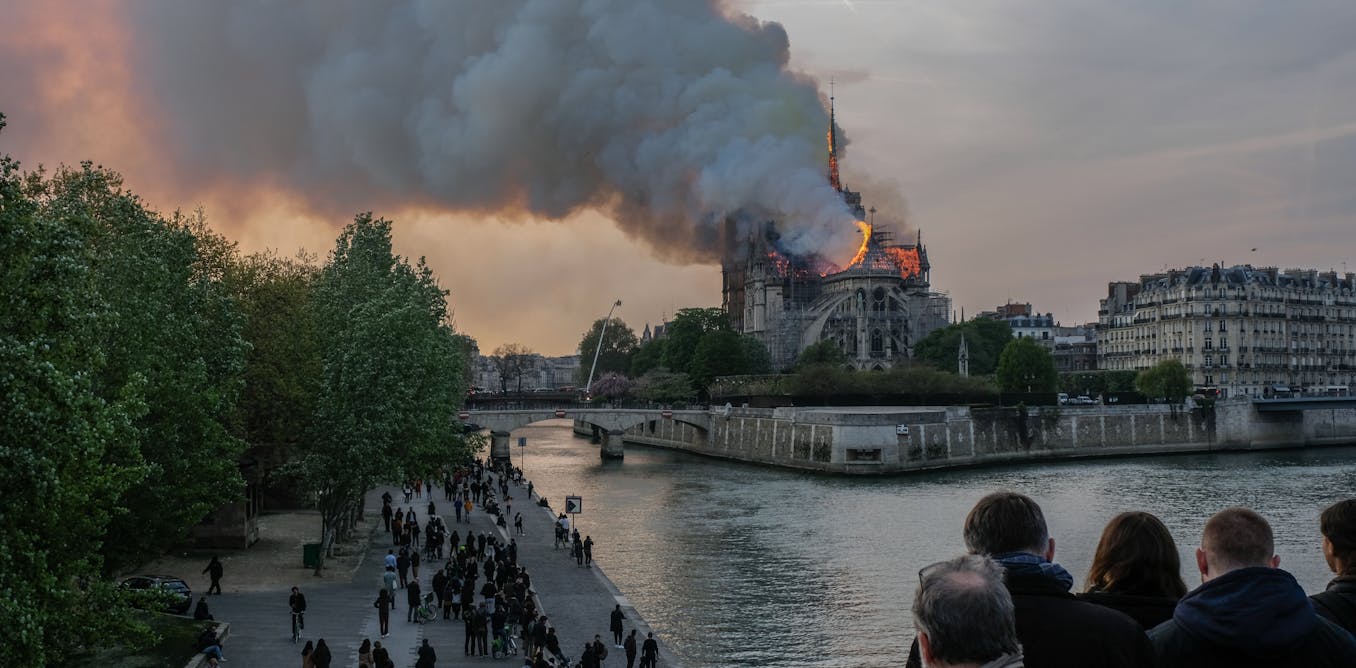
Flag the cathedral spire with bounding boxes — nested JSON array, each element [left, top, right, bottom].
[[827, 80, 842, 192]]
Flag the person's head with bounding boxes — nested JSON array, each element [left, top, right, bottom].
[[422, 639, 430, 647], [359, 638, 370, 652], [1197, 507, 1279, 580], [963, 491, 1053, 560], [1321, 499, 1356, 575], [1085, 511, 1187, 598], [913, 554, 1021, 668], [316, 638, 328, 650], [302, 640, 313, 654], [291, 586, 300, 594]]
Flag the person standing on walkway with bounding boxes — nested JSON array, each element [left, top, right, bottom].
[[382, 500, 393, 534], [374, 589, 393, 638], [357, 638, 373, 668], [382, 566, 397, 597], [416, 638, 437, 668], [623, 630, 637, 668], [574, 535, 585, 566], [610, 604, 626, 647], [397, 550, 410, 588], [203, 555, 224, 595], [584, 535, 594, 567], [289, 586, 307, 630], [640, 632, 658, 668], [406, 579, 423, 623], [301, 639, 315, 668], [411, 549, 421, 580], [473, 601, 491, 656], [372, 641, 391, 668], [311, 638, 332, 668]]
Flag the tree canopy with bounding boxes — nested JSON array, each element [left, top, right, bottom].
[[914, 319, 1014, 375], [1136, 359, 1193, 405], [578, 317, 637, 386], [995, 337, 1058, 394], [660, 307, 730, 374]]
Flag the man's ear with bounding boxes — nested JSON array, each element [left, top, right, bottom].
[[1269, 554, 1280, 569], [1195, 547, 1209, 580], [918, 630, 934, 667], [1045, 537, 1056, 562]]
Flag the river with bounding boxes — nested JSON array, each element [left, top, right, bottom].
[[509, 420, 1356, 667]]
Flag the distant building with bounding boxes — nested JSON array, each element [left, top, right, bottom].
[[1052, 324, 1098, 373], [1098, 264, 1356, 398], [979, 302, 1056, 347], [473, 353, 581, 391]]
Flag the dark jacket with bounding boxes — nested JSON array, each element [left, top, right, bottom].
[[1077, 590, 1178, 630], [1310, 574, 1356, 635], [1149, 566, 1356, 667], [415, 643, 436, 668], [907, 568, 1153, 668], [611, 607, 625, 632]]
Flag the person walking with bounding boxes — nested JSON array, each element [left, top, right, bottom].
[[374, 589, 393, 638], [382, 500, 393, 533], [415, 638, 437, 668], [301, 639, 315, 668], [406, 579, 423, 623], [610, 604, 626, 648], [311, 638, 332, 668], [584, 535, 595, 567], [372, 641, 392, 668], [640, 632, 658, 668], [574, 535, 585, 566], [623, 630, 637, 668], [203, 555, 224, 595], [357, 638, 374, 668], [514, 512, 524, 536], [397, 550, 410, 589], [382, 565, 397, 597], [411, 549, 422, 580]]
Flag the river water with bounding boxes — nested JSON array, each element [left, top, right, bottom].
[[510, 420, 1356, 667]]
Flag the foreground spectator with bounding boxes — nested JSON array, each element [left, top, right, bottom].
[[1149, 506, 1356, 666], [1312, 498, 1356, 633], [1077, 511, 1186, 629], [906, 491, 1152, 668], [912, 554, 1023, 668]]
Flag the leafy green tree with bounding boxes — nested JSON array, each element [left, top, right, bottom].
[[1136, 359, 1193, 407], [660, 307, 729, 374], [914, 319, 1014, 375], [689, 329, 749, 393], [634, 368, 696, 404], [33, 163, 248, 574], [995, 337, 1058, 394], [741, 335, 773, 374], [1059, 370, 1138, 396], [298, 214, 472, 572], [0, 117, 149, 664], [796, 339, 848, 369], [629, 338, 666, 377], [787, 363, 854, 397], [577, 317, 638, 385]]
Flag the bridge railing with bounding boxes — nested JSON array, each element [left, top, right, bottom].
[[464, 395, 709, 412]]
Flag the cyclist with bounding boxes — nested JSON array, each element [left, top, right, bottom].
[[289, 586, 307, 641]]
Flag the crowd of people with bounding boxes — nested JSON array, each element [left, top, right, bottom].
[[907, 493, 1356, 668]]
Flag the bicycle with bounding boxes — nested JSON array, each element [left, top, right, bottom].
[[291, 610, 303, 643]]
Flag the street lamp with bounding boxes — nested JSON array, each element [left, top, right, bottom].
[[585, 299, 622, 396]]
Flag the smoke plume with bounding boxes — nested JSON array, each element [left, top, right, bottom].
[[111, 0, 858, 262]]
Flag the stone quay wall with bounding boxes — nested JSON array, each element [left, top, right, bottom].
[[612, 400, 1356, 475]]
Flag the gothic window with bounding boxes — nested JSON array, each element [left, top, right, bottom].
[[871, 329, 884, 353]]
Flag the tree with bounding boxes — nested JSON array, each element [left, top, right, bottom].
[[634, 368, 696, 404], [630, 338, 666, 377], [589, 372, 634, 402], [742, 335, 773, 374], [298, 213, 472, 573], [0, 116, 150, 664], [577, 317, 637, 385], [491, 343, 534, 393], [34, 163, 249, 574], [1136, 359, 1193, 408], [914, 319, 1014, 376], [787, 363, 853, 397], [995, 337, 1058, 394], [796, 339, 848, 369], [689, 329, 749, 394], [660, 307, 729, 375]]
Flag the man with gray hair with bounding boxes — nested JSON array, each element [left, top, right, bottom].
[[913, 554, 1023, 668], [1149, 506, 1356, 667]]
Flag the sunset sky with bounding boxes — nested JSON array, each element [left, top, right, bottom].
[[3, 1, 1354, 356]]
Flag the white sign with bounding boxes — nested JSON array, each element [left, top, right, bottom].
[[565, 495, 583, 514], [896, 425, 910, 436]]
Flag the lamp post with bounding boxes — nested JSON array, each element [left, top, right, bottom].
[[585, 299, 622, 396]]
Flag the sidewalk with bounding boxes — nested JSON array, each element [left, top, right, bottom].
[[174, 475, 677, 667]]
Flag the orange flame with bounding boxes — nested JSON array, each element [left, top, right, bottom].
[[846, 220, 871, 266], [884, 247, 922, 279]]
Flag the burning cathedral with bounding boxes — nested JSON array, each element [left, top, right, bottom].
[[721, 102, 951, 372]]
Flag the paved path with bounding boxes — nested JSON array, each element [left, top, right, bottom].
[[206, 475, 676, 667]]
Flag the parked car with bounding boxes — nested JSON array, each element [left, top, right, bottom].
[[120, 575, 192, 614]]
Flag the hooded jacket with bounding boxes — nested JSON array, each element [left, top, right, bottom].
[[1310, 574, 1356, 635], [1149, 566, 1356, 667]]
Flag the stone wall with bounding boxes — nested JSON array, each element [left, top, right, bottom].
[[619, 400, 1356, 475]]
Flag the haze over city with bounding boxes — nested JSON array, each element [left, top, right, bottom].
[[3, 0, 1354, 354]]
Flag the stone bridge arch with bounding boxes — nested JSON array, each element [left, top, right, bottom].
[[464, 408, 709, 460]]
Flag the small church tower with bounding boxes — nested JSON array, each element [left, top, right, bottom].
[[958, 333, 970, 378]]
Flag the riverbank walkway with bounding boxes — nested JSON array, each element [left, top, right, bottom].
[[165, 475, 677, 667]]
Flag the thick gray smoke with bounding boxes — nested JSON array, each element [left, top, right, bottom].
[[126, 0, 858, 261]]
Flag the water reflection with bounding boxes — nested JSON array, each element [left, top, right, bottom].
[[514, 420, 1356, 667]]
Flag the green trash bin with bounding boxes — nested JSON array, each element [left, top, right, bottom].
[[302, 542, 321, 569]]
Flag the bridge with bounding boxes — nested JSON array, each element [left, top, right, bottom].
[[461, 407, 712, 459], [1253, 396, 1356, 412]]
